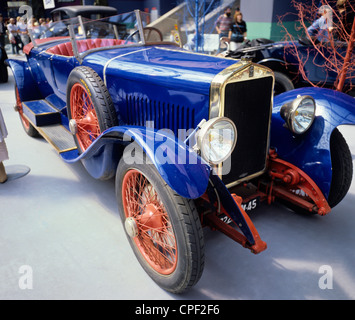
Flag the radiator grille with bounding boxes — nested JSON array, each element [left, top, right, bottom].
[[125, 96, 195, 135], [222, 76, 273, 186]]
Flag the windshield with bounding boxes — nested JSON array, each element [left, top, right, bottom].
[[30, 16, 90, 44], [30, 11, 182, 55]]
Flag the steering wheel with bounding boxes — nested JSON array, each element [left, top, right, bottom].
[[124, 27, 163, 45]]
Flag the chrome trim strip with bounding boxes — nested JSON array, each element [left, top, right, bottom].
[[103, 48, 151, 86]]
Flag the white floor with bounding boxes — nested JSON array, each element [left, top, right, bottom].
[[1, 63, 355, 300]]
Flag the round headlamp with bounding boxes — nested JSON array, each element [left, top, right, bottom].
[[281, 95, 316, 134], [195, 117, 237, 165]]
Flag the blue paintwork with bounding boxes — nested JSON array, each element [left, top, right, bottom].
[[60, 126, 211, 199], [6, 59, 42, 101], [22, 100, 61, 126], [271, 87, 355, 198]]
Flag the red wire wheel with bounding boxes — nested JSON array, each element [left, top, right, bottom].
[[70, 83, 100, 152], [122, 169, 178, 274], [15, 85, 38, 137], [116, 147, 205, 293], [67, 66, 117, 153]]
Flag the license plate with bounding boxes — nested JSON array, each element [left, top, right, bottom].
[[220, 197, 260, 224]]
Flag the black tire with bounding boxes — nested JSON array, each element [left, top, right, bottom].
[[328, 128, 353, 208], [116, 146, 205, 293], [0, 63, 8, 83], [15, 85, 39, 137], [66, 66, 117, 153], [273, 71, 294, 95], [0, 48, 8, 83]]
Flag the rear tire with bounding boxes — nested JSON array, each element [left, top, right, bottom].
[[0, 48, 8, 83], [15, 85, 39, 137], [116, 146, 205, 293], [67, 66, 117, 153]]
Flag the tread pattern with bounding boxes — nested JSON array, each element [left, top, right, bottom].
[[170, 191, 205, 292], [72, 66, 117, 129], [328, 128, 353, 208], [67, 66, 118, 153]]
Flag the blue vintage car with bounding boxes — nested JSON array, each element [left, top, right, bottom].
[[7, 11, 355, 293]]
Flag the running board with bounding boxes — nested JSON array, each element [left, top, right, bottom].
[[22, 100, 61, 126], [36, 124, 77, 154]]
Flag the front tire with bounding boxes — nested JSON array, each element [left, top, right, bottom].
[[116, 147, 205, 293]]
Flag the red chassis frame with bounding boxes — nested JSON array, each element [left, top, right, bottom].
[[202, 149, 331, 254]]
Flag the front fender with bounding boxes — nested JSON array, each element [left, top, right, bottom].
[[271, 87, 355, 199], [61, 126, 211, 200], [6, 59, 42, 101]]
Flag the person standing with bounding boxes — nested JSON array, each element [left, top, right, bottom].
[[229, 11, 247, 51], [17, 17, 30, 46], [7, 18, 21, 54], [307, 5, 333, 42], [0, 108, 9, 183], [215, 7, 233, 52], [0, 14, 6, 48]]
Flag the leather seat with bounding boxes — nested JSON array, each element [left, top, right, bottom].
[[46, 39, 125, 56]]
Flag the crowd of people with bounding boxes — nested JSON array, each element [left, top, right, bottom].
[[0, 14, 52, 55]]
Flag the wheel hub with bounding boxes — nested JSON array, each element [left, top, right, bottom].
[[69, 119, 78, 135], [125, 217, 139, 238]]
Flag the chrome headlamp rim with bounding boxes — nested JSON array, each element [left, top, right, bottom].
[[281, 95, 316, 135], [195, 116, 237, 165]]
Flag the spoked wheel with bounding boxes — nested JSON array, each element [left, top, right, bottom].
[[67, 66, 117, 153], [69, 83, 101, 152], [116, 147, 205, 293], [122, 169, 178, 275], [15, 85, 39, 137]]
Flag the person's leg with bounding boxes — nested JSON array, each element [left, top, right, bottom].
[[0, 161, 7, 183]]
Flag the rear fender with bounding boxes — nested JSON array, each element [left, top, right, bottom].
[[271, 87, 355, 199], [62, 126, 211, 199], [6, 59, 42, 101]]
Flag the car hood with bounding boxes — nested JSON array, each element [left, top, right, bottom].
[[83, 45, 238, 95]]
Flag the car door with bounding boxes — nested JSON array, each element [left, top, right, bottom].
[[50, 54, 77, 100]]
